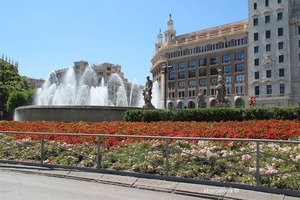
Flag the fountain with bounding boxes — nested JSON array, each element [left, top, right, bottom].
[[15, 67, 161, 122]]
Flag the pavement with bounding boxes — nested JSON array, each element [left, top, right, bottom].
[[0, 163, 299, 200]]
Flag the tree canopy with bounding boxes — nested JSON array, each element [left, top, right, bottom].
[[0, 62, 29, 119]]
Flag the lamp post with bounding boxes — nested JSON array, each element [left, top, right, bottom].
[[162, 65, 172, 109]]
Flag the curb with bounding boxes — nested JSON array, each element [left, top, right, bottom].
[[0, 163, 299, 200]]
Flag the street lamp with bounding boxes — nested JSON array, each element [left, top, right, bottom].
[[162, 65, 172, 109]]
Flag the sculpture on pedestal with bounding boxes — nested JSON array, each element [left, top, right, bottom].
[[216, 69, 226, 104], [197, 90, 206, 108], [143, 76, 155, 109]]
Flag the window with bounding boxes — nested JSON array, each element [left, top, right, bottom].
[[188, 80, 196, 88], [188, 60, 196, 68], [278, 42, 284, 50], [211, 77, 218, 86], [254, 32, 259, 41], [236, 75, 245, 83], [277, 12, 283, 21], [280, 84, 285, 94], [267, 85, 272, 94], [199, 58, 206, 66], [225, 76, 232, 84], [255, 86, 260, 95], [188, 90, 196, 97], [227, 87, 232, 95], [254, 2, 257, 10], [266, 44, 271, 52], [170, 64, 176, 71], [210, 57, 219, 65], [199, 79, 207, 87], [178, 91, 185, 98], [299, 40, 300, 47], [279, 68, 284, 77], [236, 86, 245, 94], [255, 71, 259, 79], [178, 62, 185, 70], [178, 72, 185, 79], [266, 70, 272, 78], [199, 69, 207, 76], [265, 15, 270, 23], [190, 48, 196, 55], [266, 30, 271, 39], [188, 70, 196, 78], [254, 46, 259, 53], [169, 73, 175, 80], [278, 0, 281, 3], [236, 64, 245, 72], [265, 0, 269, 6], [223, 66, 231, 74], [279, 55, 284, 63], [253, 18, 258, 26], [211, 88, 215, 96], [298, 26, 300, 34], [222, 55, 231, 63], [278, 28, 283, 36], [168, 82, 175, 89], [255, 58, 259, 66], [235, 52, 244, 61], [210, 67, 219, 75], [178, 82, 185, 89]]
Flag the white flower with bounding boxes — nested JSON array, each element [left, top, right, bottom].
[[242, 154, 252, 162]]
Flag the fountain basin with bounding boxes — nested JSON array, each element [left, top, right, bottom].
[[15, 105, 142, 122]]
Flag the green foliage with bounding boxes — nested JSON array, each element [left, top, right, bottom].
[[124, 107, 300, 122], [0, 62, 29, 119], [6, 89, 35, 112], [124, 109, 174, 122]]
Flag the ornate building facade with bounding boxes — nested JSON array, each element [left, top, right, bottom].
[[151, 0, 300, 109], [151, 18, 248, 109], [248, 0, 300, 106]]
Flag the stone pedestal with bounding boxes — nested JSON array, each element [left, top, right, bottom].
[[143, 103, 155, 109], [214, 103, 230, 108]]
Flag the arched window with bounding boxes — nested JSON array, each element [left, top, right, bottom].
[[168, 102, 174, 110], [178, 101, 184, 109], [235, 98, 245, 108], [188, 101, 195, 108]]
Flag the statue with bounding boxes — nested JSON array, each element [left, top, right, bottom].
[[216, 69, 226, 104], [197, 90, 206, 108], [143, 76, 155, 108], [262, 54, 275, 67]]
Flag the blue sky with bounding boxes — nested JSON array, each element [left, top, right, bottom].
[[1, 0, 248, 85]]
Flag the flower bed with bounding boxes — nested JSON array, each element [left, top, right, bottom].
[[1, 120, 300, 144], [1, 120, 300, 191], [0, 134, 299, 191]]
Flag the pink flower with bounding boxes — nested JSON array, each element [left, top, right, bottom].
[[242, 154, 252, 162]]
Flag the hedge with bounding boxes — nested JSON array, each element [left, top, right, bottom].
[[124, 107, 300, 122]]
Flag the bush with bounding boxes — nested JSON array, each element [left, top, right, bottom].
[[124, 107, 300, 122]]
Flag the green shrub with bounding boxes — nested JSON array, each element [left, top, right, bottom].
[[124, 107, 300, 122]]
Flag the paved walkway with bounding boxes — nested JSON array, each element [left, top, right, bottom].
[[0, 163, 299, 200]]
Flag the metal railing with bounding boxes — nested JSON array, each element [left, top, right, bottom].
[[1, 131, 300, 191]]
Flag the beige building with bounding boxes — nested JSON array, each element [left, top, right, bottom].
[[248, 0, 300, 107], [25, 77, 45, 89], [151, 17, 248, 109], [151, 0, 300, 109], [55, 61, 136, 103]]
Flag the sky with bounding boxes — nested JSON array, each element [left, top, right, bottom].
[[1, 0, 248, 85]]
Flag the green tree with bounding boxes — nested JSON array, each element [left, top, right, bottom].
[[6, 89, 35, 113], [0, 62, 29, 120]]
